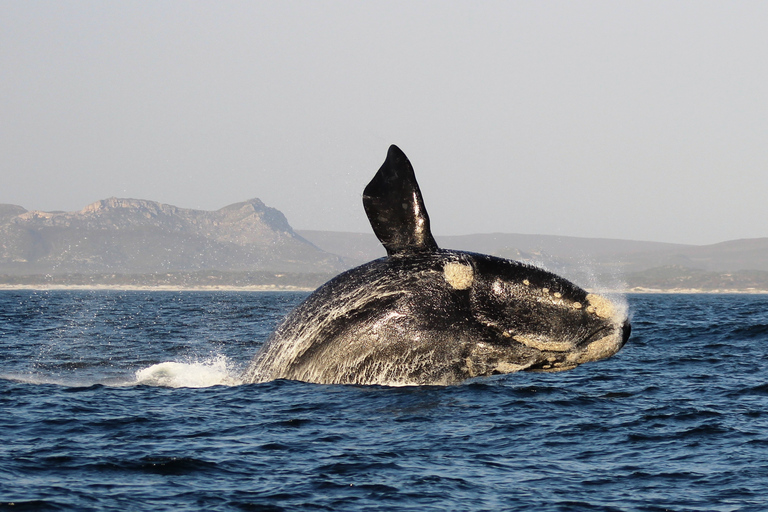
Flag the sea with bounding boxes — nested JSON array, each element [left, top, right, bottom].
[[1, 290, 767, 511]]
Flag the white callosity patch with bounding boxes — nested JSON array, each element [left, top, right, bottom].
[[565, 292, 629, 366], [585, 293, 616, 319], [568, 332, 622, 364], [443, 262, 474, 290]]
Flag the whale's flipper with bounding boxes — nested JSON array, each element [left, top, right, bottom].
[[363, 145, 439, 256]]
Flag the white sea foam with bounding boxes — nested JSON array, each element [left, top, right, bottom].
[[0, 356, 245, 388], [133, 355, 242, 388]]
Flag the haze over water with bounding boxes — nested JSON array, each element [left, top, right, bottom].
[[2, 2, 768, 245]]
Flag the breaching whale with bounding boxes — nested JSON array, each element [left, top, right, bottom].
[[242, 145, 631, 386]]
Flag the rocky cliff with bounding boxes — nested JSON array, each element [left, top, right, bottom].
[[0, 198, 344, 275]]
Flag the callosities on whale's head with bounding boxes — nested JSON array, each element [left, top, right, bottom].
[[441, 254, 631, 375]]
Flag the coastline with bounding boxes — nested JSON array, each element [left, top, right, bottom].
[[626, 288, 768, 294], [0, 284, 316, 292]]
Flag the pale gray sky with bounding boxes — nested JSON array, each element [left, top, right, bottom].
[[2, 1, 767, 245]]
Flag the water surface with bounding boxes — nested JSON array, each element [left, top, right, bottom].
[[1, 291, 767, 511]]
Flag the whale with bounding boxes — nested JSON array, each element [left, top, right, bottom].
[[242, 145, 631, 386]]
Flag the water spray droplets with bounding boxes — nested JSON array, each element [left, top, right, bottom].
[[133, 355, 241, 388]]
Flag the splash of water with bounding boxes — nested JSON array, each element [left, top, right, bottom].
[[133, 355, 242, 388], [1, 355, 245, 388]]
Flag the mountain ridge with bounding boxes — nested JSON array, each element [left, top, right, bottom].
[[1, 199, 766, 291], [0, 198, 342, 276], [297, 230, 768, 272]]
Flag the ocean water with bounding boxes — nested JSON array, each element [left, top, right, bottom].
[[1, 290, 767, 511]]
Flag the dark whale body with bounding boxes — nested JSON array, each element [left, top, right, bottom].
[[243, 146, 630, 386]]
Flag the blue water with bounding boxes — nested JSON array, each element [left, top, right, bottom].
[[1, 291, 767, 511]]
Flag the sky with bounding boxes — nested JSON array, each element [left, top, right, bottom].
[[2, 1, 767, 245]]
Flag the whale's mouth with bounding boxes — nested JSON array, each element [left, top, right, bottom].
[[579, 325, 618, 348], [526, 361, 578, 372], [571, 319, 631, 365], [524, 319, 631, 372]]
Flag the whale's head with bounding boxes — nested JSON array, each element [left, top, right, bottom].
[[439, 253, 631, 376]]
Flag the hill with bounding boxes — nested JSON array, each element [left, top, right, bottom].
[[297, 230, 768, 292], [0, 198, 344, 279], [1, 199, 766, 292]]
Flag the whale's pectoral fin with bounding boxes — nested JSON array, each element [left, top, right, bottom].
[[363, 145, 439, 256]]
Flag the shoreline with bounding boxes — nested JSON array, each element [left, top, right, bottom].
[[0, 284, 767, 294], [625, 288, 768, 294], [0, 284, 316, 292]]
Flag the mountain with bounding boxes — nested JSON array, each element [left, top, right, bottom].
[[0, 198, 344, 276], [2, 198, 766, 291]]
